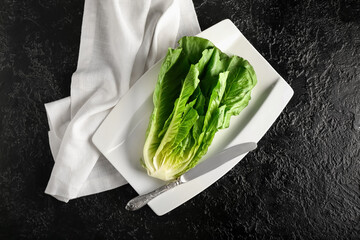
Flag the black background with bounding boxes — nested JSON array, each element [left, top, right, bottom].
[[1, 0, 360, 239]]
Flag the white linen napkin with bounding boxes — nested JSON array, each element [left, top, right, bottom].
[[45, 0, 200, 202]]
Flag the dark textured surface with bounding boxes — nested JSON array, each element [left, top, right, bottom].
[[1, 0, 360, 239]]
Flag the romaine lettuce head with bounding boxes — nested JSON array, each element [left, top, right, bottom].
[[142, 36, 257, 181]]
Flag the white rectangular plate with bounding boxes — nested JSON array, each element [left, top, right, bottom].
[[92, 19, 293, 216]]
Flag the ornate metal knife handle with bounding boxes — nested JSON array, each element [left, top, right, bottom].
[[125, 178, 183, 211]]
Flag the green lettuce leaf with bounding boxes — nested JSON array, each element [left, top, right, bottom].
[[142, 36, 257, 181]]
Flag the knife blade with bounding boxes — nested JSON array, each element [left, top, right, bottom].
[[125, 142, 257, 211], [180, 142, 257, 182]]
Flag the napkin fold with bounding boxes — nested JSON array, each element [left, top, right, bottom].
[[45, 0, 200, 202]]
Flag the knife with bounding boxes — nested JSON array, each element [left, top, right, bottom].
[[125, 142, 257, 211]]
